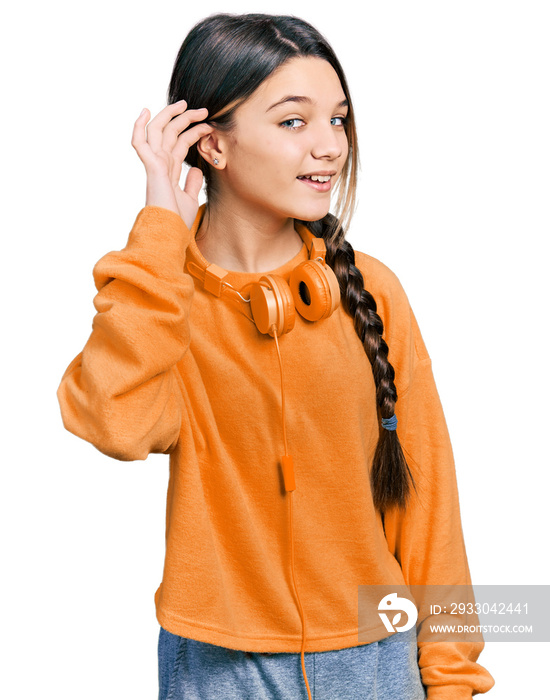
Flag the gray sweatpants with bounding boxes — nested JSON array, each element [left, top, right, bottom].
[[158, 624, 427, 699]]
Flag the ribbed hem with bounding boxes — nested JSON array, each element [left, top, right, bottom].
[[426, 685, 474, 699], [155, 604, 398, 654]]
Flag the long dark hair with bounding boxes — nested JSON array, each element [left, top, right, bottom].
[[168, 13, 416, 514]]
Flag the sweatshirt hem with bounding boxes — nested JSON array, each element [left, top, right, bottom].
[[155, 605, 396, 654]]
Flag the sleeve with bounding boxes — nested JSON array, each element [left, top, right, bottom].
[[56, 206, 195, 462], [382, 304, 496, 698]]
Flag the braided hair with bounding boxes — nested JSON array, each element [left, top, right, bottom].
[[305, 215, 417, 512]]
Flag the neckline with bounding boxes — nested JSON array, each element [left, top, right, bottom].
[[185, 206, 310, 288]]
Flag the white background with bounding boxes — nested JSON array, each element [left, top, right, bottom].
[[2, 1, 548, 698]]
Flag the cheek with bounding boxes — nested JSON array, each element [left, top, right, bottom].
[[233, 136, 302, 184], [267, 137, 309, 182], [227, 140, 265, 183], [252, 131, 301, 164]]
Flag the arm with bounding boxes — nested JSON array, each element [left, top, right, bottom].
[[57, 97, 214, 460], [57, 206, 194, 461]]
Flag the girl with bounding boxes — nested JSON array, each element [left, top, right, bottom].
[[57, 13, 495, 700]]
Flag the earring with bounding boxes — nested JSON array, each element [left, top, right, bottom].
[[213, 158, 219, 166]]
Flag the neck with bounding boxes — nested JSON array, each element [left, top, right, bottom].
[[195, 199, 304, 274]]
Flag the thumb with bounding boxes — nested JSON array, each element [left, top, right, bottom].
[[184, 166, 204, 201]]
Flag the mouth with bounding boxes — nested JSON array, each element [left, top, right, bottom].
[[297, 171, 336, 192]]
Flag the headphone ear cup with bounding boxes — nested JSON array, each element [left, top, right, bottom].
[[249, 274, 296, 337], [289, 260, 341, 322]]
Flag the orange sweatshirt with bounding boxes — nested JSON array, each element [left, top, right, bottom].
[[57, 206, 494, 698]]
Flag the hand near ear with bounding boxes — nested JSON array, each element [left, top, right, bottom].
[[131, 100, 214, 229]]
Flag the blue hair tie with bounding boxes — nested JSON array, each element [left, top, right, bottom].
[[381, 414, 398, 431]]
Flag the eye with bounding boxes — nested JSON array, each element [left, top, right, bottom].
[[331, 116, 348, 127], [280, 118, 305, 130]]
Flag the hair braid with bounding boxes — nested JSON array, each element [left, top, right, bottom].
[[304, 215, 417, 514]]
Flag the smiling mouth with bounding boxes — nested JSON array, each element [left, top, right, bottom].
[[297, 174, 332, 183], [297, 173, 334, 192]]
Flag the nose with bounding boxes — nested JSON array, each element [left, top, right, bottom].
[[310, 120, 344, 161]]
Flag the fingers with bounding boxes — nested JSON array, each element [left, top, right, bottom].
[[131, 108, 154, 164], [172, 122, 214, 165], [133, 101, 213, 172], [147, 101, 207, 152], [161, 107, 210, 152], [144, 99, 187, 151], [184, 167, 204, 201]]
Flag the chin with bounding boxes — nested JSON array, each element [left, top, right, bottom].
[[292, 202, 331, 223]]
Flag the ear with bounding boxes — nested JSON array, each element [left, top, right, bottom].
[[196, 130, 227, 170]]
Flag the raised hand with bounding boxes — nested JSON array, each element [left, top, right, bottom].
[[131, 100, 213, 229]]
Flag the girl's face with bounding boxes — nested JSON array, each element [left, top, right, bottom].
[[212, 56, 350, 224]]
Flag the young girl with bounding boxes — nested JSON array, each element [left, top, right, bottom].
[[57, 13, 495, 700]]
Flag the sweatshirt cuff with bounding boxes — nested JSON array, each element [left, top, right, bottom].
[[124, 206, 193, 267], [426, 686, 474, 699]]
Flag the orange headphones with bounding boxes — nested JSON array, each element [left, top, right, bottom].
[[185, 205, 341, 336], [185, 205, 341, 700]]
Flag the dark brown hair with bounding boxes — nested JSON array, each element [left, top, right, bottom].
[[168, 13, 416, 513]]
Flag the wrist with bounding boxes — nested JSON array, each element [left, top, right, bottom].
[[145, 176, 179, 215]]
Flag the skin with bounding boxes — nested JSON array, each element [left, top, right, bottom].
[[132, 56, 349, 273]]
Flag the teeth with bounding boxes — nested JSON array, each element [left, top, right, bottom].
[[301, 174, 331, 182]]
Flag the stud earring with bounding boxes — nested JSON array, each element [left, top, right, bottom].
[[213, 158, 219, 166]]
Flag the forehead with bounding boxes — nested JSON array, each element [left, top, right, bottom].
[[245, 56, 346, 109]]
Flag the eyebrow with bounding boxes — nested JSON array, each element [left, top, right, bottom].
[[266, 95, 349, 112]]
